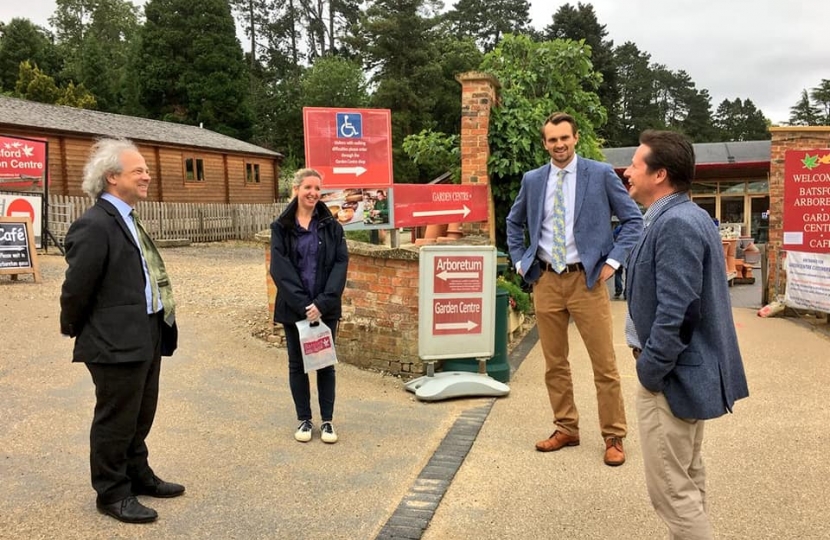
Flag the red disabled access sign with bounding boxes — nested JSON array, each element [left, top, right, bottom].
[[393, 184, 488, 228], [303, 107, 393, 188], [432, 298, 483, 335]]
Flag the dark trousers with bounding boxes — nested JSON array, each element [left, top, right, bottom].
[[282, 319, 337, 422], [614, 267, 625, 296], [85, 312, 162, 504]]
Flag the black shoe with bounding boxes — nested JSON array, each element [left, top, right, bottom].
[[614, 292, 622, 299], [97, 496, 158, 523], [132, 475, 185, 498]]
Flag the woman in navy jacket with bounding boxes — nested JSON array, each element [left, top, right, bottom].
[[270, 169, 349, 444]]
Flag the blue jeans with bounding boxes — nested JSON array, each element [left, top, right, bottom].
[[282, 319, 337, 422]]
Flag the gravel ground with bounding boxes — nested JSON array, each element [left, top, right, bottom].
[[0, 243, 469, 540], [2, 241, 269, 322]]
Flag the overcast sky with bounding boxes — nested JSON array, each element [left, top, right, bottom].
[[1, 0, 824, 126]]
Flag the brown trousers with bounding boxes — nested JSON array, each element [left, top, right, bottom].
[[533, 269, 627, 438]]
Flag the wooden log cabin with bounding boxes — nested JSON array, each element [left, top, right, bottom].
[[0, 96, 283, 203]]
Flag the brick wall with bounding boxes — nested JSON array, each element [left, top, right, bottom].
[[767, 127, 830, 302], [261, 236, 425, 375], [337, 245, 422, 374], [456, 72, 499, 242]]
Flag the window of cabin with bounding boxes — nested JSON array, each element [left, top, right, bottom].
[[245, 162, 261, 183], [184, 157, 206, 182]]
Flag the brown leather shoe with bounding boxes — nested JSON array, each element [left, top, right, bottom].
[[535, 430, 580, 452], [604, 437, 625, 466]]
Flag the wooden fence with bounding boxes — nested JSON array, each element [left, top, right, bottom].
[[48, 195, 287, 244]]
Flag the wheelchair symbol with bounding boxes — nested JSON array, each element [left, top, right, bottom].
[[336, 113, 362, 139]]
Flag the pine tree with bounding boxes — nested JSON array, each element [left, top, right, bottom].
[[136, 0, 253, 140], [544, 2, 620, 146], [809, 79, 830, 124], [0, 18, 62, 91], [446, 0, 531, 52], [788, 89, 820, 126]]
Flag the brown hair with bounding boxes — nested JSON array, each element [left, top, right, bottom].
[[540, 112, 578, 139], [638, 130, 695, 192]]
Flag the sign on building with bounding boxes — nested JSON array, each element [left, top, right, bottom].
[[783, 149, 830, 253]]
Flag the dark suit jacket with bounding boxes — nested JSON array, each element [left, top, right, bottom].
[[270, 199, 349, 324], [626, 194, 748, 419], [60, 198, 177, 363], [506, 156, 643, 287]]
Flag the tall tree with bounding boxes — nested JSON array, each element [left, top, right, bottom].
[[49, 0, 140, 111], [14, 59, 96, 107], [544, 2, 620, 146], [788, 89, 820, 126], [351, 0, 446, 181], [651, 67, 716, 142], [714, 98, 770, 141], [809, 79, 830, 124], [428, 36, 484, 136], [0, 18, 62, 92], [136, 0, 253, 139], [613, 41, 660, 146], [298, 0, 363, 60], [300, 55, 368, 107], [446, 0, 531, 52]]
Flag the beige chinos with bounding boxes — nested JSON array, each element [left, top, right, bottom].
[[637, 385, 712, 540]]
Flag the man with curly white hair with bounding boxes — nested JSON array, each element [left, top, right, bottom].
[[60, 138, 183, 524]]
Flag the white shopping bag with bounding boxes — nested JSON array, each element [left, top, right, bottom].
[[295, 319, 338, 373]]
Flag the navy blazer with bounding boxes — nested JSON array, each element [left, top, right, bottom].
[[60, 198, 178, 363], [626, 194, 749, 420], [506, 156, 643, 288], [270, 200, 349, 324]]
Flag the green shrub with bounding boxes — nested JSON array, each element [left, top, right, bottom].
[[345, 230, 372, 243], [497, 275, 532, 314]]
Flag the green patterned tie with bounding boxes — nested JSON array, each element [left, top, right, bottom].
[[550, 169, 567, 272], [131, 210, 176, 326]]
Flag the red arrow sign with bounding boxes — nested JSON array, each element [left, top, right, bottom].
[[432, 298, 483, 335], [392, 184, 489, 228], [303, 107, 393, 188], [433, 256, 484, 293]]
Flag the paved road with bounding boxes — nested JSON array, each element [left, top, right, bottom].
[[1, 251, 827, 539]]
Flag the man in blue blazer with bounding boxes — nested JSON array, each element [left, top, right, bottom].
[[624, 130, 748, 538], [506, 112, 643, 466]]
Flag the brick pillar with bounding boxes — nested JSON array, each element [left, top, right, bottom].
[[767, 126, 830, 303], [456, 71, 500, 244]]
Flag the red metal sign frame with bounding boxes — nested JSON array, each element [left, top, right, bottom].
[[393, 184, 489, 228], [303, 107, 393, 188]]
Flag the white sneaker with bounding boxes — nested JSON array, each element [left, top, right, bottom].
[[320, 422, 338, 444], [294, 420, 313, 442]]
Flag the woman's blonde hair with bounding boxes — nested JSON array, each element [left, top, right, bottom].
[[292, 168, 322, 190]]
